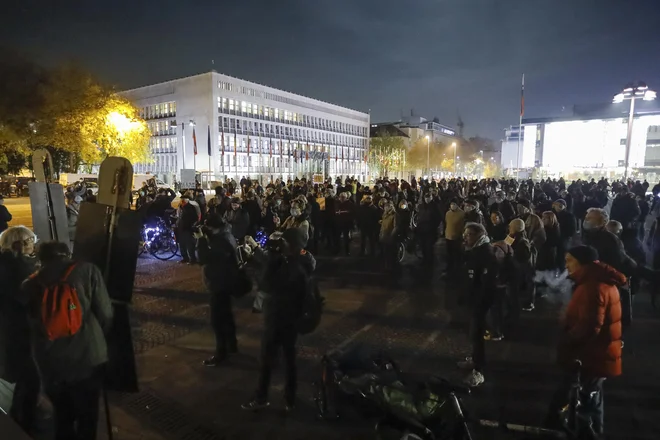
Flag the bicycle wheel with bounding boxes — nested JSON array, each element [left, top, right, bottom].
[[149, 231, 179, 261]]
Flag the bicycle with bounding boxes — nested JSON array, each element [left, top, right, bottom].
[[139, 217, 179, 261]]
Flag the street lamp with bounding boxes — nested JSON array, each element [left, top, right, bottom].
[[425, 135, 430, 177], [452, 142, 457, 176], [613, 81, 656, 180]]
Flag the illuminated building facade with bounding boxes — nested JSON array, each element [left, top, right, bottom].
[[500, 101, 660, 178], [120, 71, 370, 183]]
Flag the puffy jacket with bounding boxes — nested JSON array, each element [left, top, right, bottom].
[[558, 262, 624, 378]]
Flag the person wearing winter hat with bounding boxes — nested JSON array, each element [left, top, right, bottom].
[[546, 245, 624, 435], [241, 226, 316, 412]]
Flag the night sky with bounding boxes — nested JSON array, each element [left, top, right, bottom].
[[3, 0, 660, 141]]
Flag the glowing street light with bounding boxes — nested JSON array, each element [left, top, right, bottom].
[[613, 81, 656, 179]]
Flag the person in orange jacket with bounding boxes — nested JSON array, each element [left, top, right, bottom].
[[547, 245, 624, 436]]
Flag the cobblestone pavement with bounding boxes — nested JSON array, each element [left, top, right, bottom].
[[103, 244, 660, 440]]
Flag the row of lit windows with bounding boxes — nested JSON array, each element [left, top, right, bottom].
[[135, 154, 177, 174], [150, 137, 177, 152], [219, 117, 366, 148], [217, 155, 366, 170], [218, 80, 368, 123], [148, 120, 177, 136], [218, 97, 367, 137], [216, 135, 365, 159], [139, 102, 176, 120]]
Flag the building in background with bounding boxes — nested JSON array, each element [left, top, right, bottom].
[[371, 114, 457, 148], [500, 100, 660, 179], [120, 71, 370, 184]]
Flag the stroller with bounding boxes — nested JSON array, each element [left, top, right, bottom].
[[313, 346, 474, 440]]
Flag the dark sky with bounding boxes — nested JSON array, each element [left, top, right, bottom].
[[3, 0, 660, 141]]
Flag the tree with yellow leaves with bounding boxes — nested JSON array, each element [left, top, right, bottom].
[[368, 131, 406, 177], [0, 53, 150, 173]]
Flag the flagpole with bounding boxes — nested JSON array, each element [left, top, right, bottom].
[[181, 123, 186, 177], [207, 125, 212, 189], [517, 73, 524, 179], [192, 126, 197, 176]]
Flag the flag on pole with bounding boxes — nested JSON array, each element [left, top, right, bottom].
[[207, 125, 212, 156], [192, 127, 198, 155], [520, 73, 525, 117], [279, 136, 283, 157], [305, 141, 309, 160], [247, 134, 250, 156]]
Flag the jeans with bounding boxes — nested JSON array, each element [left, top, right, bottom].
[[45, 367, 104, 440], [256, 325, 298, 404], [178, 230, 197, 262], [547, 373, 605, 436], [210, 292, 237, 356]]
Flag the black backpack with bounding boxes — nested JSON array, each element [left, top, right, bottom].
[[297, 277, 324, 335]]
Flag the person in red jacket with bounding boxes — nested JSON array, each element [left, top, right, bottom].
[[547, 245, 624, 437]]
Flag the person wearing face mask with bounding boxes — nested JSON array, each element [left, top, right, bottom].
[[444, 199, 466, 277], [224, 197, 250, 242], [463, 200, 484, 226], [280, 200, 310, 244], [490, 191, 516, 224]]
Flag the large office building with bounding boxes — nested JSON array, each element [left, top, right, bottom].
[[371, 114, 457, 148], [500, 100, 660, 179], [120, 72, 371, 184]]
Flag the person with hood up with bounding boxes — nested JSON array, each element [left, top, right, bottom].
[[463, 199, 484, 226], [416, 192, 442, 267], [224, 196, 250, 242], [547, 246, 623, 437], [457, 223, 499, 387], [241, 228, 315, 412]]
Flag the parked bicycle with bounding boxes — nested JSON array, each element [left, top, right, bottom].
[[139, 216, 179, 260]]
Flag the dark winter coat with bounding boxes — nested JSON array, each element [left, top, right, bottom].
[[583, 229, 637, 277], [537, 224, 561, 271], [0, 251, 36, 383], [610, 194, 641, 229], [0, 204, 12, 232], [197, 226, 239, 293], [462, 242, 499, 306]]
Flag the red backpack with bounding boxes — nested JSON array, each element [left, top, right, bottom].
[[34, 264, 83, 340]]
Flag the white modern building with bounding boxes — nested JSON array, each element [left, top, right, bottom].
[[500, 101, 660, 179], [120, 71, 371, 184]]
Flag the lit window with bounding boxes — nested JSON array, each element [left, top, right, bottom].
[[252, 103, 258, 114], [229, 99, 235, 111], [275, 109, 279, 119], [241, 101, 247, 113]]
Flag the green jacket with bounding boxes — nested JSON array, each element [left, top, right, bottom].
[[21, 260, 113, 384]]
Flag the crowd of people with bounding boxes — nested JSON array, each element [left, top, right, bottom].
[[1, 173, 660, 439]]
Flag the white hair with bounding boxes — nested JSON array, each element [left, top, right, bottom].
[[586, 207, 609, 226], [0, 226, 36, 252]]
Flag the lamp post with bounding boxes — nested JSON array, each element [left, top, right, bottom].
[[613, 82, 656, 180], [425, 135, 430, 177], [452, 142, 457, 176]]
